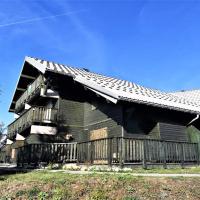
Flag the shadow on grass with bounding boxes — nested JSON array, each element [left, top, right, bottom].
[[0, 167, 32, 176]]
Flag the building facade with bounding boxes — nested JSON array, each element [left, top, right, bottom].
[[2, 56, 200, 163]]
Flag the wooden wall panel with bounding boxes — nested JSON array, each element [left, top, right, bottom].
[[90, 127, 108, 140], [159, 122, 188, 142], [84, 101, 123, 140]]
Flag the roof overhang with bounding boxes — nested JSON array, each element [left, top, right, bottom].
[[74, 76, 119, 103], [9, 57, 44, 112], [86, 87, 118, 104], [119, 96, 200, 115], [44, 70, 118, 104]]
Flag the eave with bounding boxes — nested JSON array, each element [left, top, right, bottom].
[[8, 57, 43, 112]]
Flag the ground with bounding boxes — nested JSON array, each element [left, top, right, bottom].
[[0, 167, 200, 200]]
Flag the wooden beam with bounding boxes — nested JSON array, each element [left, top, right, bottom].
[[21, 74, 36, 80], [16, 88, 26, 92]]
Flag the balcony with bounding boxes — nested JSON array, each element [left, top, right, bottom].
[[8, 106, 58, 138], [15, 75, 45, 112]]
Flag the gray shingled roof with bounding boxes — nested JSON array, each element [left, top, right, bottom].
[[20, 56, 200, 114], [171, 90, 200, 105]]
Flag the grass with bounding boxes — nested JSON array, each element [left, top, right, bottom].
[[0, 170, 200, 200], [66, 165, 200, 174], [129, 166, 200, 174]]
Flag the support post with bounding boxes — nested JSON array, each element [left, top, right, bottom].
[[143, 140, 147, 169], [76, 143, 80, 165], [90, 141, 94, 164], [108, 138, 113, 166], [195, 143, 200, 165], [21, 147, 24, 168], [17, 148, 20, 167], [28, 145, 32, 166], [180, 143, 185, 169], [119, 138, 124, 168], [162, 141, 167, 169]]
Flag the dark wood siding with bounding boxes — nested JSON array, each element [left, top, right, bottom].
[[123, 105, 160, 139], [121, 102, 193, 141], [148, 123, 160, 139], [25, 134, 67, 144], [59, 98, 84, 126], [57, 98, 84, 142], [52, 73, 123, 142], [17, 72, 194, 143], [83, 100, 123, 140], [159, 122, 188, 142], [187, 125, 200, 144]]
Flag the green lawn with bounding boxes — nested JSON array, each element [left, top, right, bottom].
[[127, 166, 200, 174], [0, 170, 200, 200]]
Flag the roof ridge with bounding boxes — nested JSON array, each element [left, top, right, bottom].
[[171, 89, 200, 93]]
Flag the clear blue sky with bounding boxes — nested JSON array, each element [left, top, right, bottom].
[[1, 0, 200, 126]]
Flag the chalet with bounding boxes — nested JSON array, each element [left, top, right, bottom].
[[1, 56, 200, 167]]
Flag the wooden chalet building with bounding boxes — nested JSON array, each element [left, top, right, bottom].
[[1, 56, 200, 166]]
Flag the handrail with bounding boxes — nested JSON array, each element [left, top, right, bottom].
[[7, 106, 57, 138], [15, 75, 45, 111], [17, 143, 77, 164], [77, 137, 198, 145], [15, 142, 78, 150], [77, 137, 199, 167]]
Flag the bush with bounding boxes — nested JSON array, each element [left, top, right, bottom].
[[46, 163, 62, 170], [62, 164, 81, 171]]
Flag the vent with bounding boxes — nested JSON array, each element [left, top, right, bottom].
[[83, 68, 90, 72]]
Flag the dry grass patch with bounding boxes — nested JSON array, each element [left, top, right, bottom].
[[0, 171, 200, 200]]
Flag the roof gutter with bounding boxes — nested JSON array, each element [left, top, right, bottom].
[[187, 114, 199, 126]]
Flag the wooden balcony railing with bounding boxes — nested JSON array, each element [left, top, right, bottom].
[[15, 137, 200, 168], [15, 75, 45, 111], [77, 137, 200, 167], [17, 143, 77, 165], [7, 106, 57, 138]]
